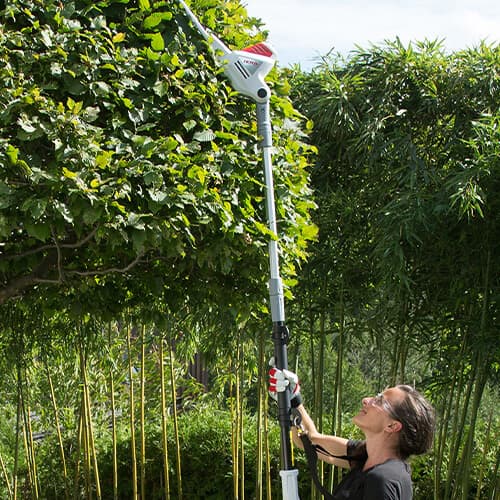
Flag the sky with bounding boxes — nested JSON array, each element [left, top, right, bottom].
[[243, 0, 500, 70]]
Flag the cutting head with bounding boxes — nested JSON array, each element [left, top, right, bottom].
[[178, 0, 277, 103]]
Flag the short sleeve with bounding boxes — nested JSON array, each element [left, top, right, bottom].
[[346, 439, 368, 469]]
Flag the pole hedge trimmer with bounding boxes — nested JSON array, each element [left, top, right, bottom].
[[177, 1, 300, 498]]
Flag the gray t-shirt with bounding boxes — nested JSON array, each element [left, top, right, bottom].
[[332, 440, 413, 500]]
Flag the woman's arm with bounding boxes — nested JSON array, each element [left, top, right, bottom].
[[292, 404, 351, 469]]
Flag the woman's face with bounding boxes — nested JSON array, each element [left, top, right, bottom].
[[353, 386, 406, 434]]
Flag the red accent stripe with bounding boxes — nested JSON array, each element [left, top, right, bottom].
[[242, 43, 273, 57]]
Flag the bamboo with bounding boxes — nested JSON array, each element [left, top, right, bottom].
[[474, 404, 494, 500], [239, 343, 245, 500], [13, 377, 20, 500], [24, 400, 39, 499], [490, 444, 500, 500], [108, 324, 118, 500], [314, 310, 326, 500], [168, 336, 182, 499], [73, 396, 83, 499], [444, 355, 475, 499], [126, 324, 138, 500], [229, 374, 237, 498], [434, 331, 467, 499], [19, 368, 38, 499], [458, 354, 489, 500], [330, 288, 345, 493], [255, 330, 265, 499], [45, 363, 69, 500], [0, 451, 12, 499], [263, 394, 272, 500], [22, 415, 33, 498], [81, 393, 92, 500], [140, 325, 146, 500], [80, 347, 102, 499], [159, 337, 171, 499]]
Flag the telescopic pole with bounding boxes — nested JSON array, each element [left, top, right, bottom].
[[176, 2, 300, 497], [256, 101, 300, 499]]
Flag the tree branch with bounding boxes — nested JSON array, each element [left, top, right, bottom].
[[0, 252, 144, 305], [0, 227, 99, 262], [66, 253, 144, 277]]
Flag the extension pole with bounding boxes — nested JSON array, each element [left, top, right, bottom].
[[176, 2, 299, 497], [257, 101, 300, 500]]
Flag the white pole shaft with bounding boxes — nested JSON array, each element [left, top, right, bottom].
[[257, 102, 286, 324]]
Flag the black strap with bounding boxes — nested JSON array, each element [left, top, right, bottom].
[[299, 432, 336, 500]]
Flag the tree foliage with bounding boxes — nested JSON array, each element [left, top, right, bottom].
[[0, 0, 315, 318]]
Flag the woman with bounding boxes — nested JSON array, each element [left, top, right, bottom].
[[269, 368, 435, 499]]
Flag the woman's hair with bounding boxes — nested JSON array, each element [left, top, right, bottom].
[[393, 385, 436, 460]]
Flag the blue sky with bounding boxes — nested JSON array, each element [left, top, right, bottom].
[[243, 0, 500, 70]]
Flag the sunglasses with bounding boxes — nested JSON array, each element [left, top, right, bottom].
[[369, 393, 400, 420]]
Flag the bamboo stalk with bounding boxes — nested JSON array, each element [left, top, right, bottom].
[[0, 451, 12, 499], [458, 354, 489, 500], [229, 370, 238, 499], [126, 324, 138, 500], [314, 310, 326, 500], [159, 337, 171, 499], [13, 353, 24, 500], [13, 375, 20, 500], [490, 444, 500, 500], [234, 347, 240, 500], [45, 362, 69, 500], [73, 395, 83, 499], [25, 400, 39, 499], [263, 392, 272, 500], [239, 343, 245, 500], [19, 368, 38, 499], [444, 355, 475, 499], [140, 325, 146, 500], [80, 347, 101, 499], [331, 288, 344, 492], [22, 415, 33, 498], [81, 393, 92, 500], [474, 403, 494, 500], [108, 324, 118, 500], [255, 330, 265, 499], [168, 336, 182, 500]]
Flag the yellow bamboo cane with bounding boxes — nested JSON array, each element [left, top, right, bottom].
[[127, 324, 138, 500], [80, 347, 102, 499], [168, 336, 182, 500], [140, 325, 146, 500], [45, 363, 69, 500], [108, 324, 118, 500], [159, 337, 171, 498], [0, 451, 12, 499]]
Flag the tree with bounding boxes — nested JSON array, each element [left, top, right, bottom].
[[0, 0, 315, 319]]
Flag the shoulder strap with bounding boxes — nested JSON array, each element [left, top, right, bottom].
[[299, 432, 336, 500]]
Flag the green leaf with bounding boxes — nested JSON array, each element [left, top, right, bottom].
[[143, 12, 172, 29], [183, 120, 196, 131], [112, 32, 126, 43], [6, 144, 19, 164], [25, 222, 51, 241], [53, 200, 73, 223], [149, 33, 164, 51], [193, 129, 216, 142], [21, 198, 48, 219], [63, 167, 78, 179]]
